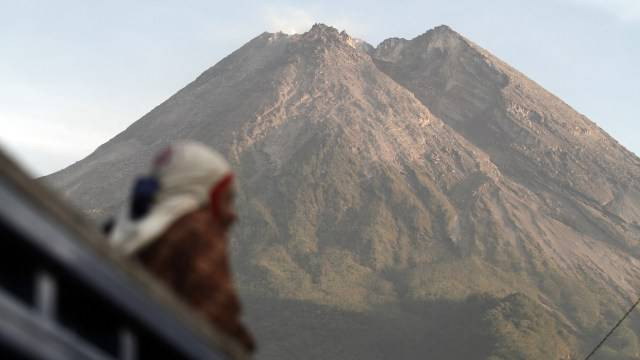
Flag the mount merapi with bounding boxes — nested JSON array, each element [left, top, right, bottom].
[[47, 24, 640, 359]]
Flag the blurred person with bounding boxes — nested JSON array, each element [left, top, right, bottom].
[[108, 140, 255, 352]]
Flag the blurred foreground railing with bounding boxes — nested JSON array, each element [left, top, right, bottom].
[[0, 149, 248, 360]]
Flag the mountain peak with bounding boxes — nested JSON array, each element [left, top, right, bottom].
[[419, 24, 461, 40], [432, 24, 456, 34], [414, 24, 466, 50], [309, 22, 337, 33], [304, 23, 343, 40], [374, 25, 462, 62], [296, 23, 373, 54]]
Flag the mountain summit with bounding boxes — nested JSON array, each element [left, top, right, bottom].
[[47, 24, 640, 359]]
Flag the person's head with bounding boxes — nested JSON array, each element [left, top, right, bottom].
[[109, 140, 236, 255], [151, 140, 236, 225]]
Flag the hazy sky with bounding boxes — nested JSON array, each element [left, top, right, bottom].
[[1, 0, 638, 176]]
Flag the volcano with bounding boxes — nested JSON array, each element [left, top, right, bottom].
[[47, 24, 640, 359]]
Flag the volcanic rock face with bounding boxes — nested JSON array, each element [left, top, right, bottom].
[[47, 24, 640, 359]]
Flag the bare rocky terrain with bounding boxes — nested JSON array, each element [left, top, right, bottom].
[[47, 24, 640, 359]]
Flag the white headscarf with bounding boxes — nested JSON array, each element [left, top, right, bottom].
[[109, 140, 232, 255]]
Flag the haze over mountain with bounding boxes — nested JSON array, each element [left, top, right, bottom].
[[47, 24, 640, 359]]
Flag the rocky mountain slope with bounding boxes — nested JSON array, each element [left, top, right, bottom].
[[47, 24, 640, 359]]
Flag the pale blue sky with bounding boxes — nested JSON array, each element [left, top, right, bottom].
[[1, 0, 638, 176]]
